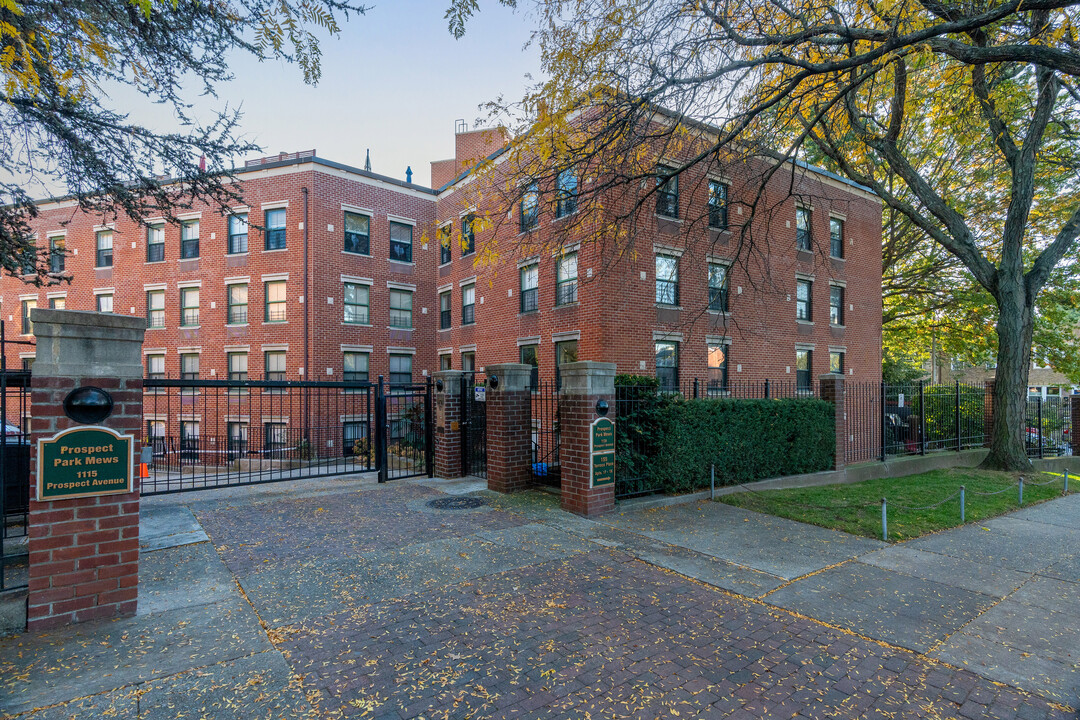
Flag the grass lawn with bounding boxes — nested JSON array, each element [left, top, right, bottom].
[[717, 467, 1076, 541]]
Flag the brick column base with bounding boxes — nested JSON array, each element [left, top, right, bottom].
[[433, 370, 464, 479], [819, 374, 846, 471], [484, 364, 532, 493], [27, 310, 146, 631], [559, 362, 616, 517]]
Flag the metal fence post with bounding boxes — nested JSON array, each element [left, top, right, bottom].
[[955, 380, 962, 452], [960, 485, 965, 523], [881, 498, 888, 541], [424, 376, 435, 478], [880, 381, 887, 462], [710, 463, 715, 500], [919, 380, 927, 455], [693, 378, 699, 399], [1018, 476, 1024, 506], [764, 379, 770, 400], [375, 376, 387, 483], [1065, 469, 1070, 494], [1037, 398, 1044, 460]]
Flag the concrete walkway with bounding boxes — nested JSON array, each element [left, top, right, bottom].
[[0, 475, 1074, 718]]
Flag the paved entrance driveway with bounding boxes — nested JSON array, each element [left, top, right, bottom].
[[0, 477, 1074, 719]]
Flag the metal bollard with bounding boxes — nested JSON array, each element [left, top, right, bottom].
[[1065, 469, 1070, 494], [1019, 476, 1024, 506], [881, 498, 888, 542], [711, 464, 715, 501], [960, 485, 965, 523]]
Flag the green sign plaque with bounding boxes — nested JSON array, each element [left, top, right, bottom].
[[590, 417, 616, 487], [37, 427, 134, 501], [592, 452, 615, 487], [590, 417, 615, 454]]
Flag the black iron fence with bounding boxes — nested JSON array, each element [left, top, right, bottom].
[[1, 369, 30, 593], [1026, 396, 1072, 458], [530, 380, 560, 488], [461, 373, 487, 478]]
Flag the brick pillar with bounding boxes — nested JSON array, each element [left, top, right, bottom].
[[27, 310, 145, 631], [984, 379, 995, 448], [484, 364, 533, 493], [819, 374, 846, 471], [559, 361, 616, 517], [1071, 395, 1080, 457], [433, 370, 465, 479]]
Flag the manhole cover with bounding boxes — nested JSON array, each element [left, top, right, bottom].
[[427, 496, 489, 510]]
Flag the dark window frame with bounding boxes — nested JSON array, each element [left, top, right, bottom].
[[343, 211, 370, 255], [388, 289, 413, 329], [520, 344, 539, 390], [228, 214, 249, 254], [796, 349, 813, 393], [343, 351, 369, 382], [439, 291, 451, 330], [180, 287, 199, 327], [48, 236, 65, 273], [146, 290, 166, 328], [343, 282, 369, 325], [264, 280, 286, 323], [520, 183, 540, 232], [796, 278, 812, 322], [829, 285, 844, 326], [556, 252, 578, 306], [227, 284, 248, 325], [795, 207, 811, 251], [264, 208, 286, 251], [462, 215, 475, 255], [520, 263, 539, 313], [829, 350, 844, 375], [462, 284, 476, 325], [180, 220, 199, 259], [227, 351, 249, 381], [708, 262, 729, 313], [655, 254, 679, 306], [95, 230, 114, 268], [656, 166, 679, 218], [708, 180, 729, 229], [146, 223, 165, 262], [655, 340, 679, 391], [555, 169, 578, 218], [830, 217, 844, 258], [438, 224, 452, 265], [264, 350, 286, 381], [389, 221, 413, 263], [708, 343, 729, 393], [388, 353, 413, 386]]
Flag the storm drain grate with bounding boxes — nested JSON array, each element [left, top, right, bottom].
[[426, 496, 489, 510]]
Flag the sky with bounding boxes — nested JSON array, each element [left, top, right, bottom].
[[114, 1, 542, 189]]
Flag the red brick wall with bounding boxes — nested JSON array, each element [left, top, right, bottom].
[[27, 376, 142, 630], [485, 387, 532, 492], [433, 373, 463, 479], [559, 392, 615, 516]]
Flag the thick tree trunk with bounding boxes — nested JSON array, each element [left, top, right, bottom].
[[981, 286, 1034, 470]]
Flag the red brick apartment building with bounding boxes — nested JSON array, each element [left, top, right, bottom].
[[2, 122, 882, 431]]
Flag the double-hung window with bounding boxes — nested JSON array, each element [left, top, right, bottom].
[[19, 244, 35, 276], [708, 180, 729, 229], [795, 207, 811, 251], [438, 224, 452, 265], [389, 289, 413, 329], [830, 217, 844, 258], [147, 290, 165, 328], [264, 350, 286, 381], [462, 351, 476, 372], [228, 214, 249, 254], [830, 350, 844, 375], [146, 354, 165, 380], [656, 166, 679, 218], [708, 344, 729, 393], [180, 221, 199, 258], [227, 284, 248, 325], [796, 279, 812, 321], [520, 344, 539, 389], [48, 236, 65, 273], [796, 349, 813, 393], [556, 252, 577, 305], [264, 208, 286, 250], [96, 293, 113, 313], [264, 423, 287, 454], [264, 280, 286, 322], [343, 351, 369, 382], [228, 352, 248, 381], [180, 353, 199, 380], [439, 291, 451, 329], [655, 254, 679, 305], [147, 224, 165, 262], [20, 299, 35, 335], [227, 422, 248, 458], [829, 285, 844, 326], [520, 263, 538, 312], [344, 211, 370, 255], [556, 169, 577, 218], [389, 221, 413, 262], [520, 183, 539, 231], [708, 263, 729, 312], [462, 284, 476, 325], [655, 341, 679, 391], [389, 354, 412, 386], [48, 296, 65, 310], [344, 282, 369, 324], [462, 215, 475, 255], [180, 287, 200, 327], [96, 230, 113, 267], [555, 340, 578, 388]]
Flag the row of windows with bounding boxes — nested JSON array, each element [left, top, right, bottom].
[[519, 169, 579, 233], [654, 168, 730, 230], [37, 210, 417, 270], [795, 279, 845, 325], [438, 216, 475, 265], [654, 342, 845, 392], [145, 351, 415, 386]]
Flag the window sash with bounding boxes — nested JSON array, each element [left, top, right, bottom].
[[96, 231, 113, 267], [555, 170, 578, 218], [462, 285, 476, 324], [520, 186, 539, 231], [146, 355, 165, 380], [180, 222, 199, 258], [343, 283, 369, 324], [796, 208, 811, 250], [830, 218, 843, 258], [343, 352, 369, 382], [49, 237, 65, 273], [264, 351, 286, 380], [389, 290, 413, 328], [830, 351, 844, 374], [556, 253, 578, 305], [439, 291, 451, 329], [829, 286, 844, 325], [388, 354, 412, 385], [227, 215, 249, 254], [389, 222, 413, 263], [227, 285, 249, 325], [708, 263, 729, 312], [708, 181, 729, 229], [655, 255, 679, 305], [520, 344, 539, 388], [96, 294, 113, 313], [343, 211, 370, 255], [796, 280, 812, 321], [462, 216, 475, 255], [656, 168, 679, 218], [180, 289, 199, 326], [228, 353, 249, 381], [708, 344, 729, 391], [265, 209, 286, 250], [264, 281, 286, 322], [438, 226, 452, 264], [21, 300, 35, 334]]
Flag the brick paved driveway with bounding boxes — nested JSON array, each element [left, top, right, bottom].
[[0, 478, 1073, 719]]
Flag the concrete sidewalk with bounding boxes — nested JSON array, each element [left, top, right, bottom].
[[0, 475, 1074, 718]]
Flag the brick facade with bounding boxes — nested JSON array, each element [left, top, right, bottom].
[[483, 364, 533, 494]]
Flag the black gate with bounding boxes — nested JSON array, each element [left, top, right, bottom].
[[530, 380, 560, 488], [461, 374, 487, 478], [1, 331, 32, 592], [376, 377, 434, 482]]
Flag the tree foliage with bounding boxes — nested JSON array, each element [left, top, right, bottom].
[[461, 0, 1080, 470], [0, 0, 365, 284]]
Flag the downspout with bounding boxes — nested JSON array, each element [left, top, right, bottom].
[[302, 185, 310, 445]]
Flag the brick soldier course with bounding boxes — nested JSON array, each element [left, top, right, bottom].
[[26, 309, 146, 630]]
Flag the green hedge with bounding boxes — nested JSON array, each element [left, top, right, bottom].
[[614, 375, 835, 494]]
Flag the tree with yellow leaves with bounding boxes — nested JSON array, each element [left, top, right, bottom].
[[461, 0, 1080, 470]]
